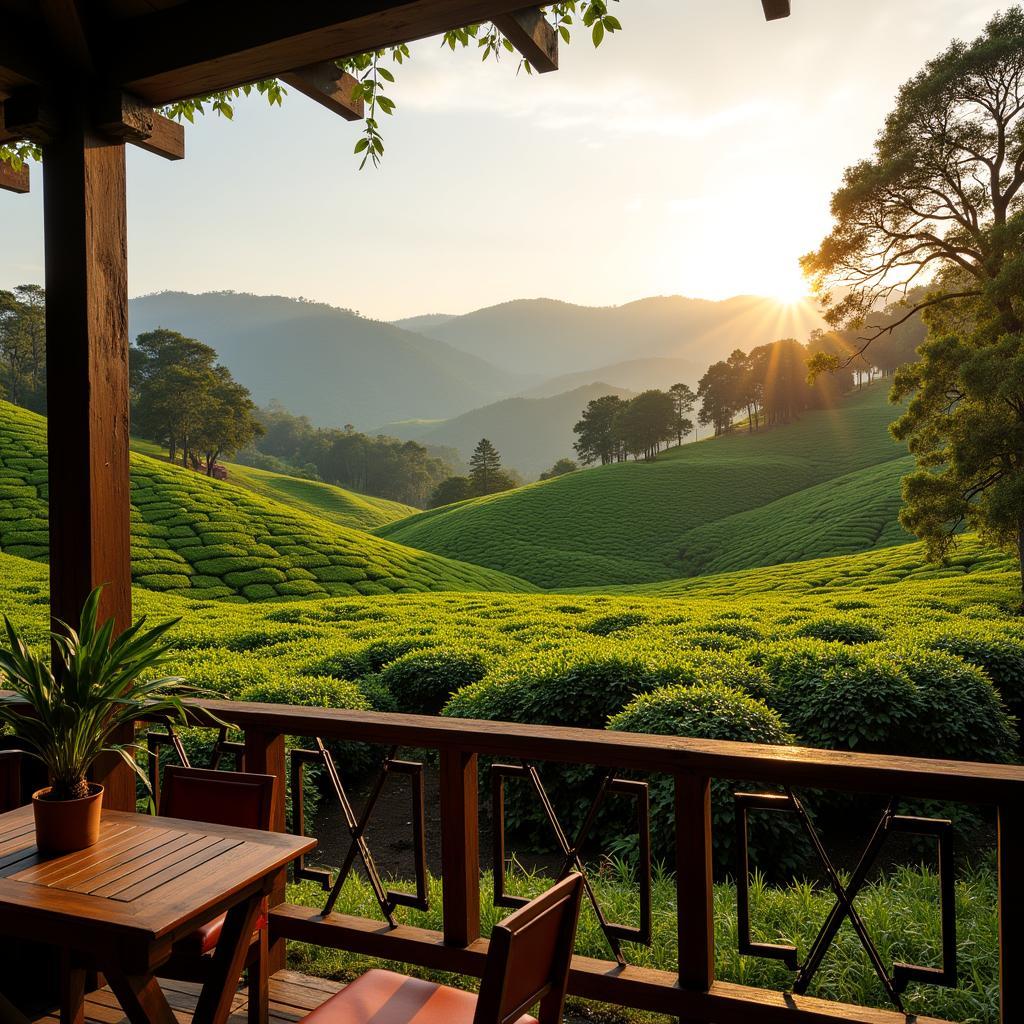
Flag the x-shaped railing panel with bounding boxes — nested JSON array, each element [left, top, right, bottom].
[[734, 789, 957, 1012], [490, 762, 651, 965]]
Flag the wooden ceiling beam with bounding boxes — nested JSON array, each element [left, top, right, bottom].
[[492, 8, 557, 74], [0, 158, 29, 194], [280, 62, 364, 121], [1, 91, 59, 144], [761, 0, 791, 20], [40, 0, 95, 71], [96, 92, 185, 160], [0, 11, 50, 92], [105, 0, 563, 105]]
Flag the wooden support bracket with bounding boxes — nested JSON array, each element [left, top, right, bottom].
[[2, 91, 58, 144], [280, 62, 364, 121], [761, 0, 791, 20], [0, 158, 29, 194], [492, 7, 558, 73], [96, 93, 185, 160]]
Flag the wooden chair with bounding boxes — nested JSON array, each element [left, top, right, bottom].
[[156, 765, 277, 1024], [299, 874, 584, 1024]]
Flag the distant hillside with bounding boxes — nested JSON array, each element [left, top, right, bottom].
[[411, 295, 826, 377], [128, 292, 534, 427], [520, 357, 703, 398], [374, 383, 635, 478], [0, 401, 535, 599], [393, 313, 457, 333], [378, 384, 908, 588]]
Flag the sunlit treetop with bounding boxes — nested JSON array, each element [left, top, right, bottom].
[[802, 6, 1024, 368], [0, 2, 621, 173]]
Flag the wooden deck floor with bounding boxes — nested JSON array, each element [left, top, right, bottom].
[[29, 970, 343, 1024]]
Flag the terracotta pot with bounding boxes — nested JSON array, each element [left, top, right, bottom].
[[31, 783, 104, 854]]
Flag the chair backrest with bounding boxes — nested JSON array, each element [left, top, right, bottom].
[[473, 873, 584, 1024], [158, 765, 276, 831], [0, 751, 21, 813]]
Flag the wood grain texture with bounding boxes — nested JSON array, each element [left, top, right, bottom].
[[675, 773, 714, 992], [280, 63, 363, 121], [492, 7, 558, 73], [173, 699, 1024, 805], [438, 749, 480, 946], [106, 0, 568, 104], [0, 156, 29, 192], [95, 93, 185, 159]]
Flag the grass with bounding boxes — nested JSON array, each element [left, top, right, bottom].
[[287, 862, 999, 1024], [378, 384, 910, 588], [0, 401, 535, 600]]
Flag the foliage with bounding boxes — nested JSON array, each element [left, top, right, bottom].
[[132, 327, 262, 475], [608, 684, 801, 871], [428, 476, 474, 508], [0, 286, 46, 413], [0, 587, 197, 800], [926, 627, 1024, 724], [573, 394, 626, 465], [538, 458, 578, 480], [378, 646, 489, 715], [252, 401, 455, 508], [468, 438, 515, 496]]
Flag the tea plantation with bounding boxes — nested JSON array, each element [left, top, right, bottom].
[[0, 401, 534, 599], [378, 384, 912, 587]]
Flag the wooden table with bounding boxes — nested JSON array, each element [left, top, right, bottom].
[[0, 806, 314, 1024]]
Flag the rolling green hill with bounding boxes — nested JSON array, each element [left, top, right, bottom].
[[0, 401, 535, 600], [378, 384, 910, 588]]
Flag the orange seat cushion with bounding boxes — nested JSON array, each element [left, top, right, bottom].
[[174, 908, 268, 957], [303, 970, 537, 1024]]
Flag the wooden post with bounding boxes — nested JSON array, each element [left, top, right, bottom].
[[675, 773, 715, 1000], [997, 801, 1023, 1024], [439, 748, 480, 946], [245, 729, 288, 972], [42, 107, 134, 811]]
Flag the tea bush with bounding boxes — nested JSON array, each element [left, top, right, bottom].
[[378, 647, 490, 715]]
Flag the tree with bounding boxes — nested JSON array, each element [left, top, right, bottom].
[[668, 382, 695, 445], [469, 438, 513, 496], [802, 8, 1024, 358], [697, 362, 737, 436], [615, 390, 675, 460], [573, 394, 625, 465], [805, 8, 1024, 601], [429, 476, 474, 508], [0, 285, 47, 411], [539, 458, 578, 480], [192, 367, 263, 475]]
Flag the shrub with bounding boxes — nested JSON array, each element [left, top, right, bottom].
[[608, 684, 802, 874], [379, 647, 490, 715], [928, 631, 1024, 726], [793, 616, 883, 644]]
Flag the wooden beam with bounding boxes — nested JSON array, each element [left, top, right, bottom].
[[761, 0, 791, 20], [280, 62, 364, 121], [2, 91, 58, 145], [0, 11, 50, 93], [0, 158, 29, 194], [96, 93, 185, 160], [40, 0, 95, 71], [106, 0, 563, 105], [42, 108, 134, 809], [492, 7, 557, 74]]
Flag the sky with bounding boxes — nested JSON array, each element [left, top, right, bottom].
[[0, 0, 1012, 321]]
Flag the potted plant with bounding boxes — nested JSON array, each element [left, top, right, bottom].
[[0, 587, 197, 854]]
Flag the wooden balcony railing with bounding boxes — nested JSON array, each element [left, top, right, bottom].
[[142, 698, 1024, 1024]]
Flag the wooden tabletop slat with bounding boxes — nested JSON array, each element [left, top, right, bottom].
[[92, 834, 234, 900], [0, 806, 315, 943], [17, 825, 186, 889], [59, 831, 210, 895]]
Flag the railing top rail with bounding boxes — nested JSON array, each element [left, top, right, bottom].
[[170, 698, 1024, 804]]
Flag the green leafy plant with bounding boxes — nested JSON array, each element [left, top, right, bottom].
[[0, 586, 197, 801]]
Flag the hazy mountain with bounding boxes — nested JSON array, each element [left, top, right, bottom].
[[393, 313, 458, 333], [520, 356, 703, 398], [410, 295, 826, 377], [374, 383, 635, 479], [128, 292, 533, 427]]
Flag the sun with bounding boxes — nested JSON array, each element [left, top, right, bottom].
[[765, 266, 810, 306]]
